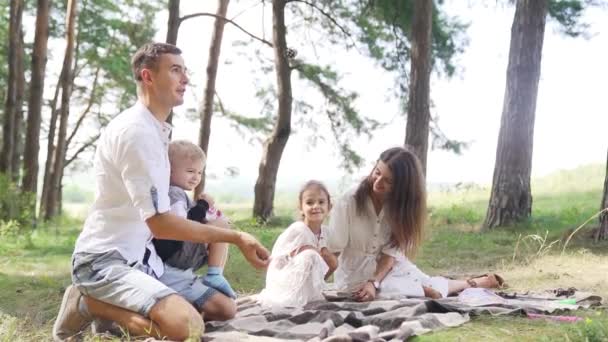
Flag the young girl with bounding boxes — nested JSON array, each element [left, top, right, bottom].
[[258, 180, 338, 307]]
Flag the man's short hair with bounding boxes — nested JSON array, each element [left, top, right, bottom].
[[168, 140, 206, 165], [131, 42, 182, 82]]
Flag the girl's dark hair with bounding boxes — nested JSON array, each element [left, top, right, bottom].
[[354, 147, 426, 258], [298, 180, 331, 219]]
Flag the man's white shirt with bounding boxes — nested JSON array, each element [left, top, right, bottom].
[[74, 101, 172, 277]]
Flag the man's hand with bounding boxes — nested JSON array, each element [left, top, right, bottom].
[[352, 281, 376, 302], [236, 232, 270, 269]]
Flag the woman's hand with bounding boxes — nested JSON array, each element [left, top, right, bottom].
[[352, 281, 376, 302]]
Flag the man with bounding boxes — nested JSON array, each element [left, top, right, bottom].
[[52, 42, 269, 341]]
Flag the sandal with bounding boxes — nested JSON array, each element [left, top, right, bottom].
[[467, 273, 505, 289]]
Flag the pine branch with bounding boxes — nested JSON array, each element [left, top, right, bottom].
[[286, 0, 352, 38], [180, 12, 273, 48], [64, 133, 100, 168], [66, 65, 101, 148]]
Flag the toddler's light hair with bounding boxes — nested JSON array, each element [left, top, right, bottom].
[[168, 140, 206, 166]]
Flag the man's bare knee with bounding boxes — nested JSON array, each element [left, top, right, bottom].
[[149, 294, 204, 340]]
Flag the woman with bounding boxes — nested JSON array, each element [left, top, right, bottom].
[[327, 147, 502, 301]]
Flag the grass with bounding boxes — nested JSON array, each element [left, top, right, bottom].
[[1, 164, 607, 341]]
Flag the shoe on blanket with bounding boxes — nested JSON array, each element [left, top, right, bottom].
[[52, 285, 93, 341], [467, 274, 505, 289]]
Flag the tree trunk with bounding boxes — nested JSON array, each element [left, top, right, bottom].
[[0, 0, 24, 177], [252, 0, 292, 221], [595, 149, 608, 241], [165, 0, 180, 127], [39, 71, 62, 219], [166, 0, 180, 45], [45, 0, 77, 220], [10, 28, 26, 183], [484, 0, 547, 229], [23, 0, 52, 197], [195, 0, 230, 196], [404, 0, 432, 175]]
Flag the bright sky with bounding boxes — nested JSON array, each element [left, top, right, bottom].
[[156, 1, 607, 192]]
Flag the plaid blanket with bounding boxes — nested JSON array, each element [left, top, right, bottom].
[[201, 289, 601, 341]]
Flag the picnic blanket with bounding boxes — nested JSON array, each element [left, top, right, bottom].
[[202, 289, 602, 341]]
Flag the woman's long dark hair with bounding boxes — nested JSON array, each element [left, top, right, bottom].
[[354, 147, 427, 258]]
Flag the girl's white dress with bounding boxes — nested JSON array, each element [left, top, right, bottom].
[[258, 221, 329, 307]]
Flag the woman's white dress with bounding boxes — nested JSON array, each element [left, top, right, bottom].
[[327, 187, 449, 298], [258, 221, 329, 307]]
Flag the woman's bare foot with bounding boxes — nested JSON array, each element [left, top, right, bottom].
[[467, 274, 504, 289]]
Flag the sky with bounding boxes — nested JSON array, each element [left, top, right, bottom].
[[150, 1, 607, 194]]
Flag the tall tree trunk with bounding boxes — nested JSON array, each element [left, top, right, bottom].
[[166, 0, 180, 45], [39, 71, 62, 219], [195, 0, 230, 196], [594, 149, 608, 241], [404, 0, 432, 175], [165, 0, 180, 127], [253, 0, 292, 221], [10, 28, 26, 183], [484, 0, 547, 229], [23, 0, 52, 198], [0, 0, 24, 177], [45, 0, 77, 220]]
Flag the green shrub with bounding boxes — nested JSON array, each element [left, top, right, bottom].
[[0, 174, 35, 227], [0, 220, 21, 238]]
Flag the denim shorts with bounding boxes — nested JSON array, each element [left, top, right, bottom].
[[71, 250, 217, 317]]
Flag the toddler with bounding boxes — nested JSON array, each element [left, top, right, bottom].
[[153, 140, 236, 301]]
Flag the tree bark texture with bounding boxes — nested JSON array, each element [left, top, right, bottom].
[[45, 0, 77, 220], [23, 0, 52, 196], [39, 69, 62, 219], [10, 28, 26, 182], [165, 0, 180, 127], [195, 0, 230, 196], [484, 0, 548, 229], [404, 0, 432, 175], [166, 0, 180, 45], [595, 149, 608, 240], [0, 0, 24, 177], [253, 0, 292, 221]]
